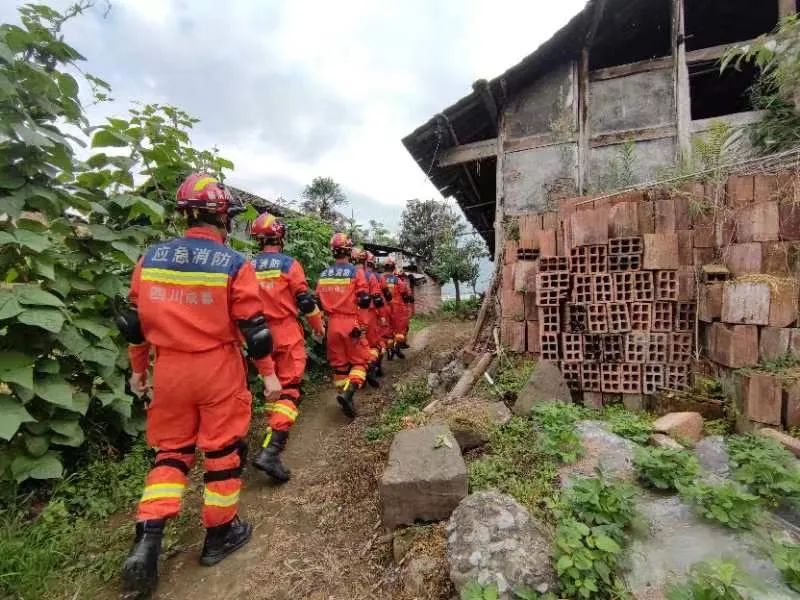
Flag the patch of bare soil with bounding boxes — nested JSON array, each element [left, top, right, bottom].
[[105, 319, 471, 600]]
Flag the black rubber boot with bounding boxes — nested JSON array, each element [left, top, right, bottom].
[[375, 355, 385, 377], [336, 386, 357, 418], [199, 515, 253, 567], [120, 519, 165, 600], [252, 429, 291, 483], [394, 346, 406, 359], [399, 341, 410, 349], [366, 363, 381, 389], [386, 346, 395, 361]]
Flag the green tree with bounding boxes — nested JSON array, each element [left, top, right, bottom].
[[365, 219, 397, 245], [301, 176, 348, 223], [0, 3, 233, 483], [398, 198, 461, 263], [429, 232, 485, 306]]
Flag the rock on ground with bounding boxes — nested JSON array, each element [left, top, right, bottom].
[[447, 491, 558, 598], [512, 360, 571, 416], [402, 555, 440, 597], [652, 412, 704, 444], [381, 424, 467, 530], [625, 492, 796, 599], [429, 358, 466, 394], [649, 433, 684, 450], [693, 435, 730, 478], [560, 421, 638, 485], [431, 399, 511, 452], [759, 427, 800, 458]]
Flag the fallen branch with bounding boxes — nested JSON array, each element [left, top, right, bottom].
[[423, 351, 493, 414]]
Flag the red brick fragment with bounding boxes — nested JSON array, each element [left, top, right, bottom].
[[735, 201, 779, 243], [526, 321, 540, 354], [708, 323, 759, 368], [570, 205, 609, 247], [677, 230, 694, 266], [643, 234, 679, 270], [698, 283, 723, 322], [741, 373, 782, 426], [502, 319, 526, 353], [727, 175, 755, 208], [725, 243, 763, 277], [608, 201, 639, 238], [759, 327, 792, 363], [655, 197, 676, 233]]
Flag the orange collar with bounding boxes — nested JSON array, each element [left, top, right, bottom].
[[186, 227, 224, 243]]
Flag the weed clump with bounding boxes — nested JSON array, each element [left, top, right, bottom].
[[364, 376, 431, 441], [667, 559, 755, 600], [727, 434, 800, 506], [679, 481, 762, 530], [634, 447, 700, 491]]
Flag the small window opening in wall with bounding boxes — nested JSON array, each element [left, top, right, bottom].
[[685, 0, 778, 51], [589, 0, 671, 70], [689, 61, 758, 120]]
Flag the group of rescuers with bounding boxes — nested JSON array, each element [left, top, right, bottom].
[[115, 173, 416, 598]]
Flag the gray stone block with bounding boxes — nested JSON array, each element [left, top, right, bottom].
[[381, 424, 467, 530]]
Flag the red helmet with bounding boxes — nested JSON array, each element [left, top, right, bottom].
[[330, 232, 353, 257], [251, 212, 286, 243], [351, 247, 367, 263], [365, 251, 376, 267], [176, 173, 235, 213]]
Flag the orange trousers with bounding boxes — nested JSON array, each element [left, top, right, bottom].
[[391, 303, 410, 344], [326, 314, 372, 391], [265, 317, 306, 433], [136, 344, 250, 528]]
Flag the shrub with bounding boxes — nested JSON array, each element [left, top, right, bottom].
[[667, 559, 755, 600], [601, 404, 653, 444], [364, 377, 430, 441], [532, 402, 585, 464], [679, 481, 762, 530], [634, 447, 700, 491], [727, 434, 800, 506], [772, 540, 800, 593]]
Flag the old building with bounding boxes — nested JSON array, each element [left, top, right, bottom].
[[403, 0, 797, 260]]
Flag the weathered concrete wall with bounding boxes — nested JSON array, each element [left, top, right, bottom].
[[589, 69, 676, 134], [414, 278, 442, 315], [504, 143, 578, 215], [505, 63, 576, 139], [589, 137, 676, 190]]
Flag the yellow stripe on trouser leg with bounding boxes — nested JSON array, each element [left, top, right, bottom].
[[140, 482, 186, 503], [203, 487, 241, 508], [265, 402, 299, 422], [262, 428, 273, 448]]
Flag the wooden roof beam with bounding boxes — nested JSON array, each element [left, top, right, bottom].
[[472, 79, 499, 129], [436, 114, 484, 205], [438, 137, 498, 167]]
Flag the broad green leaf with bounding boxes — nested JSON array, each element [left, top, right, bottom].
[[0, 351, 34, 389], [58, 73, 79, 98], [96, 273, 122, 298], [129, 196, 165, 223], [33, 256, 56, 280], [556, 555, 574, 573], [36, 359, 60, 374], [13, 229, 50, 253], [73, 318, 111, 339], [24, 433, 50, 457], [111, 396, 133, 420], [0, 41, 13, 63], [16, 285, 65, 307], [12, 123, 53, 148], [18, 308, 65, 333], [79, 346, 118, 367], [91, 129, 130, 148], [11, 451, 63, 482], [0, 291, 23, 320], [72, 392, 90, 416], [48, 418, 85, 447], [0, 231, 15, 245], [0, 169, 25, 190], [35, 375, 75, 411], [112, 240, 141, 263], [87, 223, 120, 241], [594, 535, 621, 554], [58, 324, 92, 355], [0, 397, 35, 440]]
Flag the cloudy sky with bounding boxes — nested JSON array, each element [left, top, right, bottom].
[[3, 0, 586, 231]]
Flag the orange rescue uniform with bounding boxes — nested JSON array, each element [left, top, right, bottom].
[[128, 227, 274, 528], [384, 271, 411, 345], [316, 261, 372, 391], [251, 250, 322, 432]]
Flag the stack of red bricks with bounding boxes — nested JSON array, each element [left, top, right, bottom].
[[501, 170, 800, 423]]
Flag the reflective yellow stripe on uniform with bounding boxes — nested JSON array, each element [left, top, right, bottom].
[[203, 487, 240, 508], [334, 378, 349, 389], [140, 482, 186, 502], [256, 270, 282, 280], [141, 268, 229, 287], [350, 368, 367, 379], [318, 278, 352, 285], [266, 403, 298, 421]]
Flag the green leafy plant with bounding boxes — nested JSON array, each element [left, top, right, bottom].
[[559, 475, 637, 539], [460, 582, 499, 600], [595, 139, 637, 193], [532, 402, 586, 464], [667, 559, 756, 600], [479, 355, 534, 402], [364, 376, 430, 441], [704, 419, 732, 437], [634, 447, 700, 491], [771, 539, 800, 592], [679, 481, 762, 530], [727, 434, 800, 506], [600, 404, 653, 444]]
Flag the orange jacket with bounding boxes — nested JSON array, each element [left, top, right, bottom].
[[316, 260, 369, 318], [128, 227, 274, 376], [251, 249, 323, 333]]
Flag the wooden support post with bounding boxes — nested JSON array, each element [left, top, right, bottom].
[[578, 0, 607, 194], [674, 0, 692, 160], [437, 113, 482, 205], [473, 79, 499, 129], [779, 0, 796, 18]]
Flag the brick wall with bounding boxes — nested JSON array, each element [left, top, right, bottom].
[[499, 170, 800, 431], [413, 278, 442, 315]]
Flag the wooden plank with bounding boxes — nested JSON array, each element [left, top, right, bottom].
[[590, 125, 677, 148], [437, 137, 498, 167], [578, 49, 590, 195], [590, 56, 673, 81], [685, 39, 757, 64], [779, 0, 796, 18], [503, 132, 576, 154], [674, 0, 691, 159]]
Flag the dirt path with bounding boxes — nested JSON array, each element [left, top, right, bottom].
[[116, 320, 469, 600]]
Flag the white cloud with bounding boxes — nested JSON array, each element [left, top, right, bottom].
[[1, 0, 588, 231]]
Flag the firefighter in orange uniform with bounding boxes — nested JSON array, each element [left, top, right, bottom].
[[352, 248, 383, 386], [365, 251, 389, 375], [118, 173, 282, 598], [382, 257, 410, 358], [248, 213, 325, 483], [397, 269, 415, 347], [316, 233, 373, 417]]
